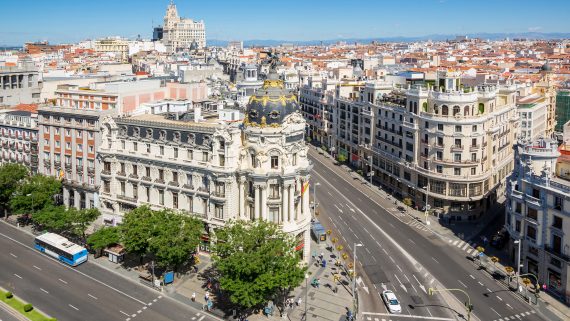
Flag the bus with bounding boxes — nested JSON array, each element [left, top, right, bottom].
[[34, 233, 88, 266]]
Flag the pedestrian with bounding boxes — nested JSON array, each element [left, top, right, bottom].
[[297, 297, 302, 306], [191, 292, 196, 302], [204, 291, 209, 302], [320, 252, 324, 260], [334, 285, 338, 294], [316, 278, 320, 288]]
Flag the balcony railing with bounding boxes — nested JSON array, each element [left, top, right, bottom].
[[451, 145, 464, 151], [544, 245, 570, 262]]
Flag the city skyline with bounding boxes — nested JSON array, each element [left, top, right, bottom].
[[1, 0, 570, 46]]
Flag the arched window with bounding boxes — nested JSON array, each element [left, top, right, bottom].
[[478, 103, 485, 114], [453, 106, 460, 116], [464, 106, 470, 116], [442, 105, 449, 116], [422, 102, 428, 112], [434, 104, 439, 114]]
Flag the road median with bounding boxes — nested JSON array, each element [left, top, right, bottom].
[[0, 288, 55, 321]]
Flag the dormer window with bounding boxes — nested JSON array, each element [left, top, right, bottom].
[[271, 156, 279, 169]]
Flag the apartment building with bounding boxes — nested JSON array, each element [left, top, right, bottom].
[[505, 139, 570, 304], [301, 70, 519, 219], [98, 72, 312, 261], [0, 62, 42, 106], [163, 1, 206, 52], [94, 38, 129, 62], [0, 109, 39, 173]]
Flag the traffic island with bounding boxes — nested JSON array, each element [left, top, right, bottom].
[[0, 288, 55, 321]]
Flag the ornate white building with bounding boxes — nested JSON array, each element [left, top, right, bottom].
[[98, 70, 312, 262], [162, 1, 206, 52]]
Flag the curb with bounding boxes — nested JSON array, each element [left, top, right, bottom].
[[0, 286, 54, 321]]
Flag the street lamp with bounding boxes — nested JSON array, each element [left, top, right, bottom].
[[312, 182, 321, 218], [352, 243, 363, 316], [26, 193, 34, 215], [304, 273, 309, 320], [514, 239, 522, 290]]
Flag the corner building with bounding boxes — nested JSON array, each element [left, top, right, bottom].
[[98, 72, 311, 262]]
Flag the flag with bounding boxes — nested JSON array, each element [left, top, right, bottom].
[[301, 181, 310, 195]]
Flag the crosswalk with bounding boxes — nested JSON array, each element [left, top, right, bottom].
[[364, 314, 453, 321], [493, 310, 536, 321], [447, 239, 479, 256], [407, 219, 429, 232]]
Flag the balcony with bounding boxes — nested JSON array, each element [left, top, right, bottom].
[[168, 181, 179, 187], [116, 171, 126, 177], [141, 176, 151, 182], [421, 139, 428, 144], [129, 173, 138, 179], [450, 145, 464, 151], [402, 120, 418, 130], [87, 167, 95, 174], [544, 246, 570, 262], [526, 195, 541, 206], [64, 163, 72, 170], [470, 145, 480, 151], [101, 169, 111, 176], [154, 178, 165, 185]]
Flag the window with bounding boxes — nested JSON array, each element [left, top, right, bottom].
[[172, 192, 178, 209], [270, 156, 279, 169], [454, 153, 462, 162], [77, 144, 83, 152], [121, 140, 125, 149], [515, 220, 521, 232], [145, 187, 150, 201], [526, 225, 536, 240], [88, 145, 94, 153], [215, 182, 225, 197], [472, 138, 477, 147], [55, 141, 61, 148], [174, 147, 178, 158], [437, 137, 443, 146], [65, 129, 71, 136], [215, 204, 223, 219], [554, 196, 563, 211], [159, 146, 164, 155], [158, 169, 164, 181], [65, 155, 71, 164], [437, 124, 444, 131], [455, 125, 462, 133], [133, 184, 138, 199], [552, 216, 562, 229], [77, 130, 82, 138], [187, 196, 193, 212], [251, 154, 257, 168], [269, 184, 280, 198], [132, 165, 138, 176], [472, 125, 477, 132], [436, 151, 443, 160], [146, 166, 151, 177], [187, 149, 193, 160], [454, 138, 461, 146], [159, 190, 164, 205], [65, 142, 71, 150], [471, 153, 477, 162], [88, 132, 94, 139], [471, 167, 476, 175], [436, 165, 443, 173], [76, 157, 83, 167], [202, 152, 208, 162], [454, 168, 461, 176], [133, 142, 138, 151], [55, 128, 60, 135], [219, 154, 225, 166], [120, 182, 126, 196], [146, 143, 151, 153]]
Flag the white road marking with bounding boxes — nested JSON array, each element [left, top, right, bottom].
[[431, 257, 439, 263], [10, 253, 17, 258], [452, 240, 459, 246], [478, 281, 484, 286], [497, 296, 503, 301], [456, 241, 465, 248], [69, 304, 79, 311], [40, 288, 49, 294], [396, 265, 403, 272], [142, 306, 147, 310], [487, 288, 492, 292], [334, 204, 343, 213], [365, 247, 371, 254], [360, 312, 453, 320], [506, 303, 513, 309], [382, 248, 388, 255], [0, 231, 149, 306], [59, 278, 68, 284], [466, 249, 475, 255], [33, 265, 41, 270], [88, 294, 98, 300], [491, 307, 501, 317], [14, 274, 22, 279], [404, 274, 410, 282], [197, 316, 206, 321], [458, 280, 467, 288], [137, 310, 142, 313], [327, 191, 332, 196], [409, 239, 416, 244], [389, 257, 395, 263], [469, 274, 475, 279], [389, 223, 394, 228], [461, 243, 470, 251]]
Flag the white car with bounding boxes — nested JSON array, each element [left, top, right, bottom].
[[382, 290, 402, 313]]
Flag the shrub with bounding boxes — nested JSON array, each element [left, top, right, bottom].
[[23, 303, 33, 312], [5, 292, 13, 299]]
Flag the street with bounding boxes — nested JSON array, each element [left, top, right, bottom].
[[308, 148, 547, 321], [0, 222, 219, 321]]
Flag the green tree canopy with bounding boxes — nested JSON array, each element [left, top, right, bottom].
[[0, 163, 29, 213], [10, 175, 61, 214], [32, 205, 71, 232], [69, 208, 100, 240], [149, 210, 203, 269], [87, 226, 121, 250], [213, 220, 306, 310], [120, 205, 156, 258]]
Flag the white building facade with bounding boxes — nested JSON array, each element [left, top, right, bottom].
[[163, 1, 206, 52]]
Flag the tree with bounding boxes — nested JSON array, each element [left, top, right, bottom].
[[87, 226, 121, 250], [0, 163, 28, 215], [212, 220, 306, 311], [149, 209, 203, 270], [337, 154, 347, 163], [120, 206, 156, 259], [69, 208, 100, 241], [403, 197, 413, 207], [10, 175, 61, 214], [32, 205, 71, 232]]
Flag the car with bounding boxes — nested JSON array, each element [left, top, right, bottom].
[[381, 290, 402, 313]]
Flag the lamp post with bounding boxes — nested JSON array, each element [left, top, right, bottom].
[[368, 155, 373, 186], [26, 193, 34, 215], [312, 182, 321, 218], [352, 243, 363, 315], [429, 288, 472, 321], [514, 239, 522, 290], [304, 273, 309, 320]]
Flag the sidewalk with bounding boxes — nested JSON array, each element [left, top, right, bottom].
[[310, 145, 570, 320]]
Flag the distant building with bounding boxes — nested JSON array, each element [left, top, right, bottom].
[[505, 138, 570, 304], [94, 38, 129, 62], [0, 109, 38, 173], [152, 26, 164, 42], [0, 59, 42, 106], [555, 87, 570, 133], [162, 1, 206, 52], [227, 41, 243, 51]]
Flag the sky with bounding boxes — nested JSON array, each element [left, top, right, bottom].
[[1, 0, 569, 46]]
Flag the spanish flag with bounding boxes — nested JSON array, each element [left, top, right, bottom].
[[301, 181, 309, 195]]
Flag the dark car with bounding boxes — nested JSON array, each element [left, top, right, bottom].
[[16, 214, 32, 226], [491, 227, 509, 249]]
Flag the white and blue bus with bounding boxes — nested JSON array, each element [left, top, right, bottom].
[[34, 233, 88, 266]]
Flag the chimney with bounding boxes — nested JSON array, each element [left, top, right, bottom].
[[194, 106, 201, 122]]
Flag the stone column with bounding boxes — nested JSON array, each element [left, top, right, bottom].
[[238, 178, 245, 219], [282, 184, 289, 222], [302, 178, 309, 218], [260, 185, 267, 220], [290, 185, 296, 221], [254, 185, 260, 220]]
